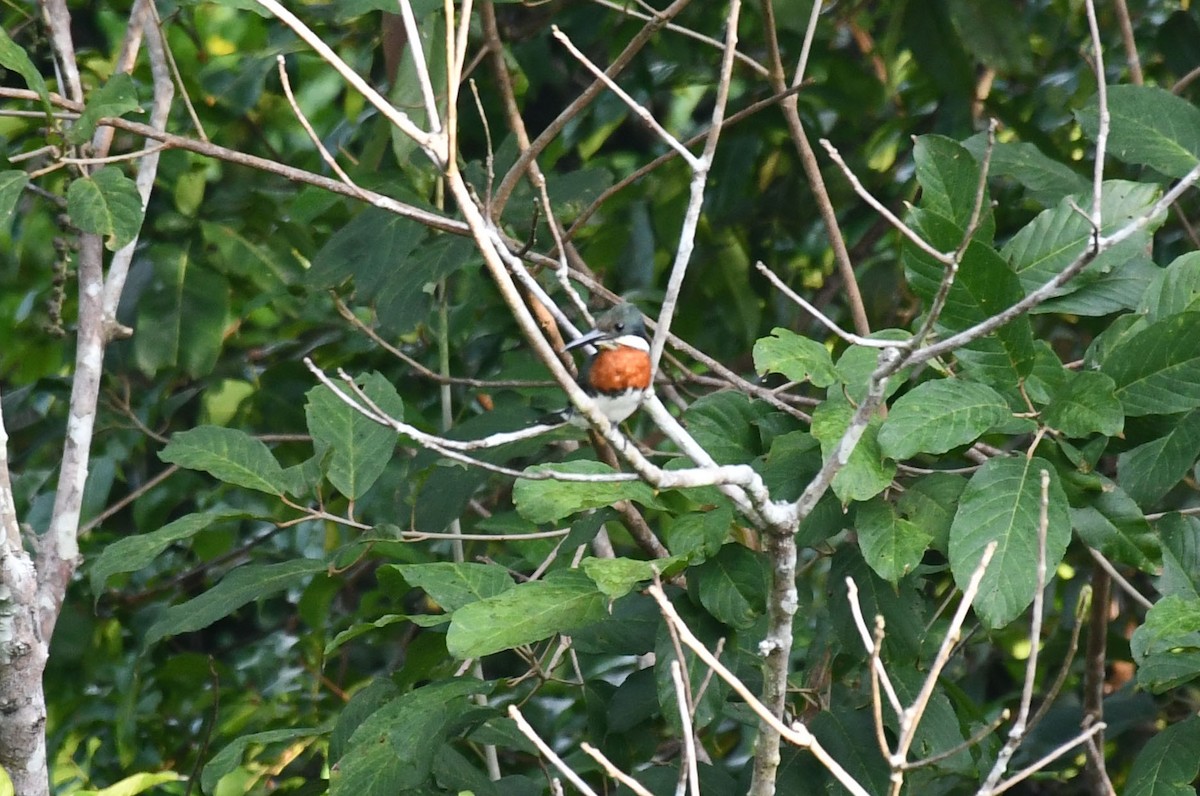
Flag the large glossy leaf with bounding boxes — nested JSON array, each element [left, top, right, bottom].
[[752, 327, 838, 387], [1070, 475, 1159, 572], [683, 390, 774, 464], [332, 679, 491, 796], [513, 460, 665, 523], [67, 166, 145, 251], [1125, 716, 1200, 796], [144, 559, 327, 646], [69, 72, 140, 144], [390, 561, 514, 611], [0, 171, 28, 234], [878, 379, 1009, 460], [1117, 409, 1200, 507], [1139, 251, 1200, 323], [446, 570, 607, 658], [1130, 595, 1200, 693], [689, 544, 768, 629], [948, 457, 1070, 628], [1077, 85, 1200, 178], [89, 510, 254, 596], [0, 26, 51, 112], [1003, 181, 1161, 305], [810, 397, 895, 503], [962, 134, 1089, 207], [1041, 370, 1124, 438], [856, 499, 933, 583], [134, 246, 230, 377], [159, 426, 290, 495], [1102, 313, 1200, 416], [306, 372, 404, 500], [904, 210, 1035, 385], [911, 135, 994, 241]]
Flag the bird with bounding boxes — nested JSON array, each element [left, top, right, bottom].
[[543, 302, 653, 427]]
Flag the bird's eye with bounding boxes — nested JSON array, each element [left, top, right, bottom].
[[614, 322, 625, 332]]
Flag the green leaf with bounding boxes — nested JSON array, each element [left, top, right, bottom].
[[683, 391, 773, 464], [947, 0, 1032, 73], [203, 728, 320, 795], [1070, 476, 1159, 573], [66, 166, 145, 251], [1140, 251, 1200, 323], [512, 461, 665, 524], [1102, 312, 1200, 416], [0, 171, 29, 235], [1159, 514, 1200, 601], [159, 426, 289, 495], [912, 135, 994, 241], [0, 27, 51, 114], [446, 570, 607, 658], [133, 246, 230, 377], [74, 771, 183, 796], [1130, 595, 1200, 692], [309, 212, 473, 334], [948, 457, 1070, 628], [665, 505, 733, 560], [856, 499, 933, 584], [878, 380, 1009, 460], [306, 372, 404, 499], [1041, 370, 1124, 438], [1036, 255, 1162, 317], [89, 510, 252, 596], [752, 328, 837, 387], [962, 135, 1089, 207], [904, 212, 1035, 386], [332, 679, 491, 795], [69, 72, 140, 144], [1118, 409, 1200, 509], [1077, 85, 1200, 178], [1004, 181, 1161, 306], [391, 562, 514, 611], [144, 559, 327, 646], [1125, 716, 1200, 796], [582, 556, 686, 599], [690, 544, 768, 629], [810, 398, 896, 503], [896, 472, 966, 553]]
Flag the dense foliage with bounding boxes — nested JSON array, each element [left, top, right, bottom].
[[2, 0, 1200, 794]]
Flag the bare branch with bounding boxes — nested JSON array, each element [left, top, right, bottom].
[[508, 705, 600, 796], [1086, 547, 1154, 611], [670, 660, 701, 796], [981, 471, 1051, 789], [648, 582, 872, 796], [845, 577, 903, 716], [550, 25, 700, 169], [761, 0, 870, 336], [1084, 0, 1108, 229], [0, 389, 20, 550], [276, 56, 360, 190], [649, 0, 744, 378], [580, 743, 655, 796], [254, 0, 445, 164]]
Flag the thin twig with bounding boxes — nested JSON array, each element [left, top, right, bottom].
[[276, 55, 360, 190], [981, 471, 1051, 789], [1086, 547, 1153, 610], [649, 0, 744, 378], [580, 743, 654, 796], [508, 705, 600, 796], [550, 25, 700, 169], [845, 577, 903, 716], [670, 660, 701, 796]]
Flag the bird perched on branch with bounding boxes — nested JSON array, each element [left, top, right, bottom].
[[544, 302, 652, 427]]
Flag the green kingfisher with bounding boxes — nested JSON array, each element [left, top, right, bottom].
[[547, 302, 652, 426]]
